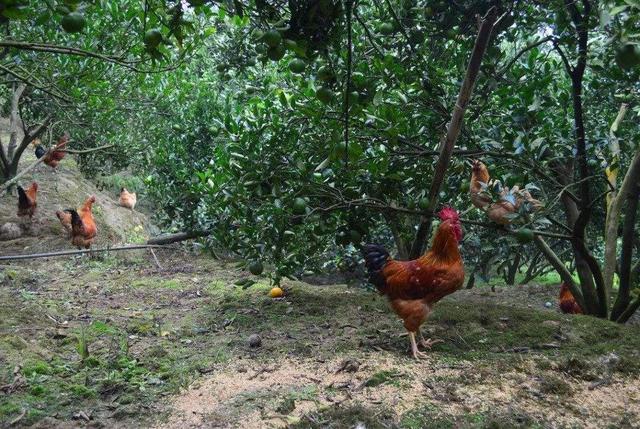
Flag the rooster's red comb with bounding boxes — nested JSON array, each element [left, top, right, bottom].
[[438, 206, 459, 222]]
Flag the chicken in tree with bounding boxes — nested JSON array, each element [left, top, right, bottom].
[[68, 196, 97, 249], [469, 159, 542, 225], [362, 207, 464, 359], [42, 133, 69, 170], [17, 182, 38, 223]]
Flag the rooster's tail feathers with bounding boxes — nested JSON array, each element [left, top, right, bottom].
[[17, 186, 28, 207], [68, 209, 82, 229], [362, 244, 389, 291]]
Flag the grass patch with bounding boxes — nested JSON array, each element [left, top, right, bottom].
[[363, 369, 404, 388], [289, 405, 396, 429], [401, 405, 541, 429], [538, 374, 573, 396]]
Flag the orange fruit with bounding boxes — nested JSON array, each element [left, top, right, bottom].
[[269, 287, 284, 298]]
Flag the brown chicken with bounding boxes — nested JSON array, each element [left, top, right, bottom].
[[43, 133, 69, 169], [469, 159, 542, 225], [363, 207, 465, 359], [55, 209, 73, 236], [119, 188, 137, 210], [68, 196, 97, 249], [470, 159, 492, 209], [17, 182, 38, 221], [559, 282, 583, 315]]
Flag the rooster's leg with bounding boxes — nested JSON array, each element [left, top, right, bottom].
[[409, 332, 427, 360], [418, 330, 443, 349]]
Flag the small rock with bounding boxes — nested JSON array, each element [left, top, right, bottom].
[[544, 301, 553, 309], [72, 411, 91, 421], [49, 329, 68, 339], [599, 352, 620, 369], [0, 222, 21, 241], [542, 320, 560, 328], [248, 334, 262, 348], [335, 358, 360, 373]]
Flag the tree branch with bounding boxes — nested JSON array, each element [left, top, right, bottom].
[[8, 116, 52, 175], [0, 63, 72, 103], [0, 41, 186, 73], [62, 144, 115, 154], [0, 244, 180, 261], [533, 235, 586, 311], [409, 7, 498, 258]]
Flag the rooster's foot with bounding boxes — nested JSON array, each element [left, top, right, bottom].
[[409, 331, 429, 360], [420, 338, 444, 349]]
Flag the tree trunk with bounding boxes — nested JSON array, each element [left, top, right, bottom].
[[466, 272, 475, 289], [383, 212, 409, 260], [7, 83, 26, 160], [409, 8, 498, 258], [611, 183, 639, 321], [609, 152, 640, 320], [505, 252, 521, 285]]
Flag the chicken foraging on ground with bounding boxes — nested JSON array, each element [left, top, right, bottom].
[[363, 207, 465, 359], [469, 159, 543, 225], [559, 282, 583, 315], [68, 195, 97, 250], [55, 209, 74, 236], [119, 187, 137, 210], [17, 182, 38, 222]]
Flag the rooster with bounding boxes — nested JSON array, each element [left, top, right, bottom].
[[35, 144, 46, 159], [55, 209, 73, 236], [17, 182, 38, 222], [363, 207, 465, 359], [559, 282, 582, 315], [469, 159, 542, 225], [42, 133, 69, 170], [68, 196, 97, 249], [119, 188, 137, 210]]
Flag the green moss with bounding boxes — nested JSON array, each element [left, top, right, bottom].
[[161, 280, 182, 290], [69, 384, 97, 399], [364, 370, 403, 388], [22, 361, 52, 376], [0, 401, 22, 420], [29, 385, 48, 397]]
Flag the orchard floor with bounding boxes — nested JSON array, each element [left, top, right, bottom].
[[1, 251, 639, 429]]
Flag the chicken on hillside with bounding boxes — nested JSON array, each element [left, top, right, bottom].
[[469, 159, 542, 225], [68, 196, 97, 249], [42, 133, 69, 170], [559, 282, 582, 315], [119, 188, 137, 210], [17, 182, 38, 222], [55, 209, 73, 236], [363, 207, 465, 359]]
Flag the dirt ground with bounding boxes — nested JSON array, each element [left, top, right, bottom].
[[1, 250, 639, 429]]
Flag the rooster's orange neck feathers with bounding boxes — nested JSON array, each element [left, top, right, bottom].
[[427, 221, 461, 262]]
